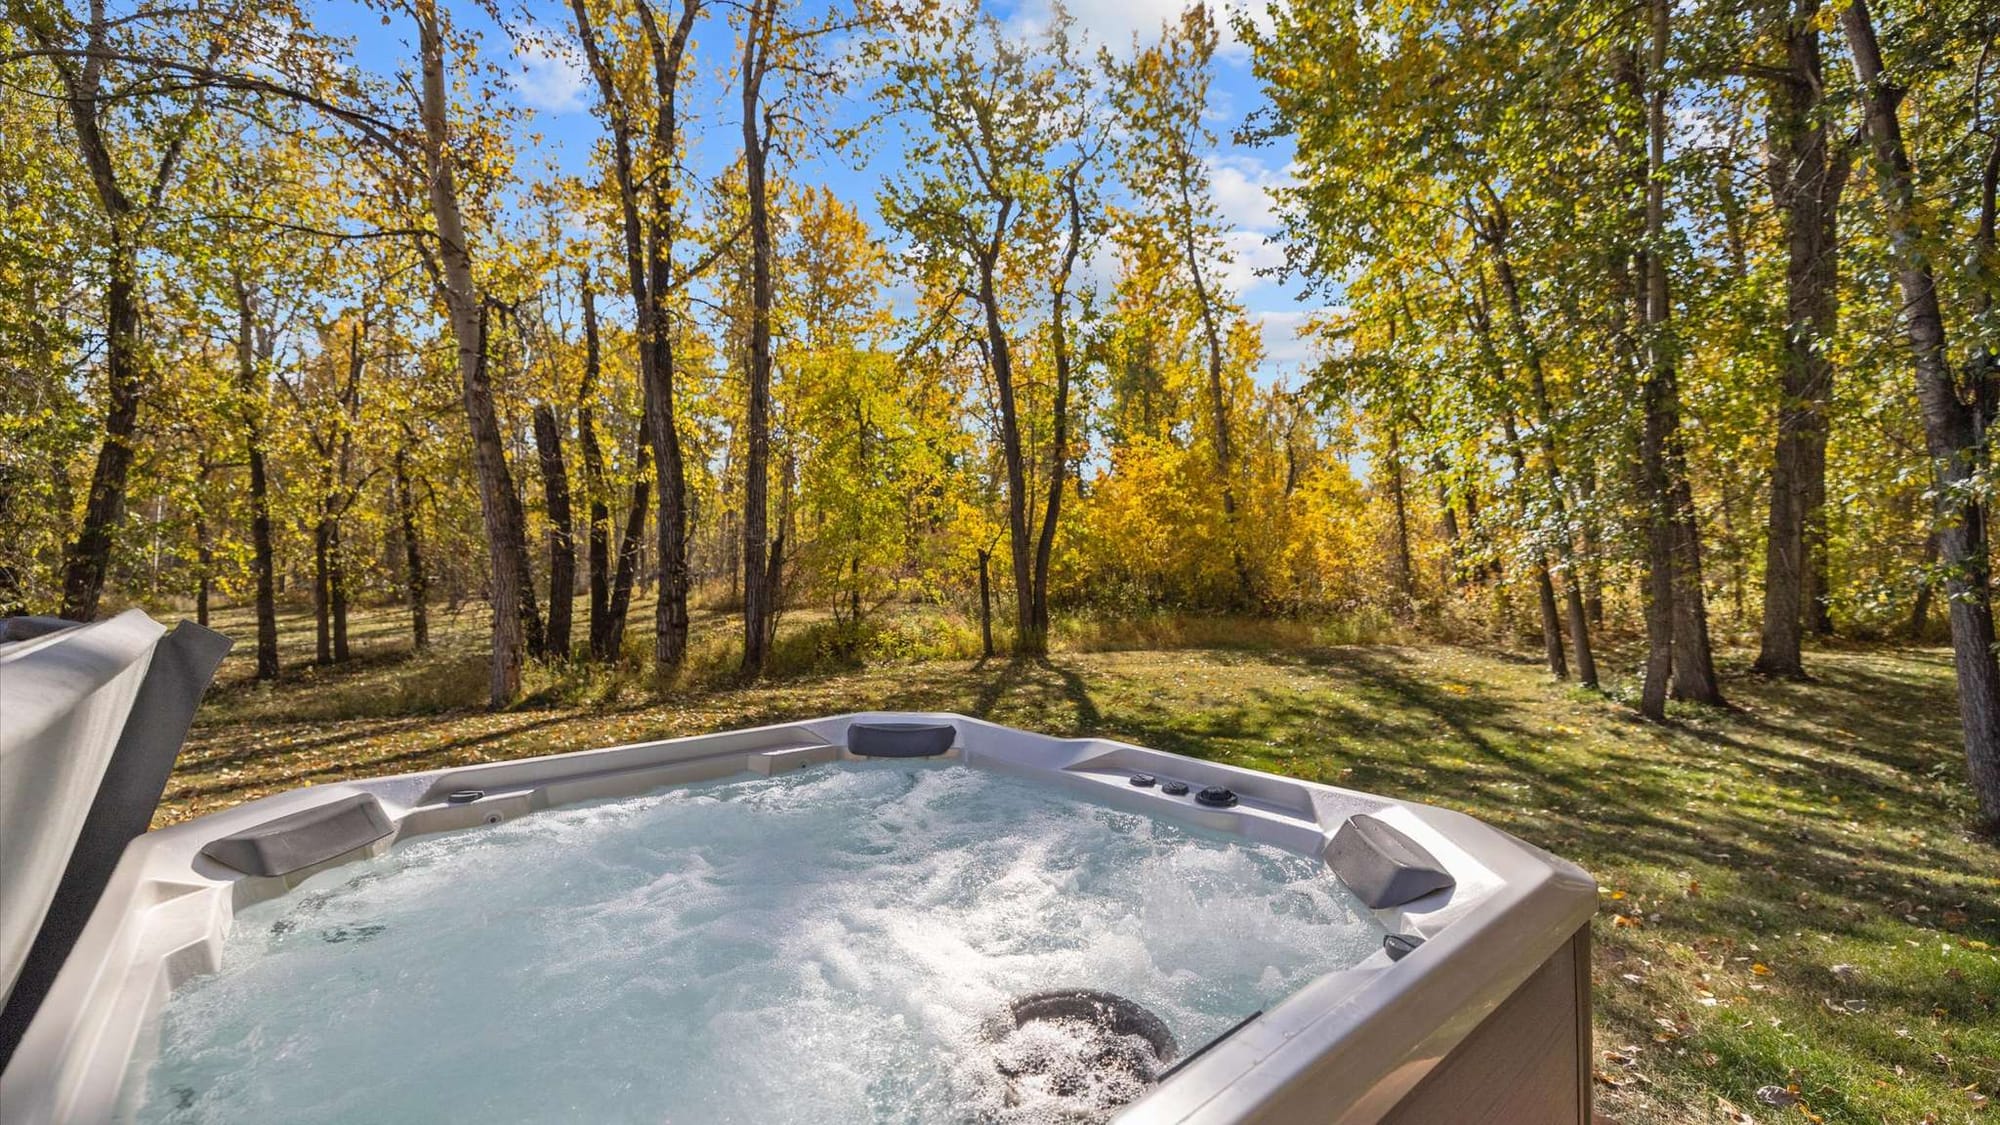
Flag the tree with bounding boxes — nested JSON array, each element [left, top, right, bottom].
[[1752, 0, 1853, 677], [413, 0, 534, 705], [569, 0, 704, 678], [282, 314, 373, 666], [1839, 0, 2000, 831], [737, 0, 781, 672], [1108, 5, 1250, 602], [1241, 0, 1616, 683], [1625, 0, 1724, 715], [774, 187, 905, 625], [528, 374, 577, 659], [572, 272, 651, 661], [233, 278, 283, 676], [877, 5, 1100, 654], [13, 0, 233, 620]]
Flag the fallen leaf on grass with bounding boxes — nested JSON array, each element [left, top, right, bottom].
[[1715, 1095, 1755, 1123], [1755, 1085, 1799, 1108]]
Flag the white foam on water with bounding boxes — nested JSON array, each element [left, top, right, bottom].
[[124, 763, 1387, 1124]]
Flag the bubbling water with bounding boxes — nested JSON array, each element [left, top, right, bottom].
[[125, 762, 1387, 1124]]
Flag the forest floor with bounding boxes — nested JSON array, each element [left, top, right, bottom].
[[154, 597, 1998, 1124]]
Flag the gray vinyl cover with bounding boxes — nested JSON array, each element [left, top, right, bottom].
[[1325, 813, 1458, 908], [0, 611, 164, 1006], [199, 794, 395, 877], [845, 721, 956, 757]]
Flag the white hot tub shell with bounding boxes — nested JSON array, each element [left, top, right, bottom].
[[0, 616, 1597, 1124]]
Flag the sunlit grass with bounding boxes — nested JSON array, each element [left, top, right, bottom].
[[166, 597, 1996, 1123]]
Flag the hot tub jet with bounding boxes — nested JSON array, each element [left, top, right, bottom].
[[987, 989, 1178, 1117]]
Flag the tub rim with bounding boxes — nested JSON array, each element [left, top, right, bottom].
[[0, 711, 1596, 1124]]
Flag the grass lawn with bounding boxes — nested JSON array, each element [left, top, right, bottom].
[[158, 598, 1998, 1124]]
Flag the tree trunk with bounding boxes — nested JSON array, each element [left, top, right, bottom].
[[1463, 475, 1498, 582], [763, 527, 785, 656], [640, 0, 698, 678], [1385, 423, 1417, 614], [738, 0, 777, 674], [578, 278, 614, 657], [533, 405, 576, 660], [194, 512, 211, 627], [234, 282, 280, 679], [974, 210, 1040, 655], [330, 520, 350, 662], [1842, 0, 2000, 831], [247, 407, 278, 674], [1635, 0, 1723, 712], [1028, 177, 1087, 646], [1755, 8, 1849, 676], [59, 238, 140, 622], [1505, 416, 1568, 679], [329, 320, 364, 666], [1438, 481, 1464, 585], [313, 516, 332, 666], [416, 0, 526, 707], [1668, 471, 1723, 701], [1632, 38, 1675, 720], [978, 548, 995, 658], [394, 442, 429, 651], [1908, 531, 1937, 641], [490, 328, 546, 660], [1804, 463, 1834, 635], [0, 464, 22, 617], [603, 478, 650, 661]]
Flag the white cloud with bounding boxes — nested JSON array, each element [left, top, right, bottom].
[[1672, 103, 1731, 156], [1009, 0, 1271, 59], [1251, 305, 1344, 370], [1079, 238, 1123, 297], [1217, 228, 1284, 295], [510, 26, 587, 115], [1206, 153, 1293, 232]]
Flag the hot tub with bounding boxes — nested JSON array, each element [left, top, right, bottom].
[[0, 616, 1596, 1123]]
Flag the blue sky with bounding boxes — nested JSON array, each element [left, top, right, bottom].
[[323, 0, 1328, 378]]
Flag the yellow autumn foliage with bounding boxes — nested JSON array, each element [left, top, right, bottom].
[[1057, 425, 1377, 614]]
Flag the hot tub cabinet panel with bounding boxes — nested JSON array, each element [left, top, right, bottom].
[[1377, 929, 1592, 1124], [0, 709, 1597, 1124]]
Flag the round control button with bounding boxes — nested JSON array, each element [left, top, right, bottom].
[[1195, 786, 1239, 808]]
